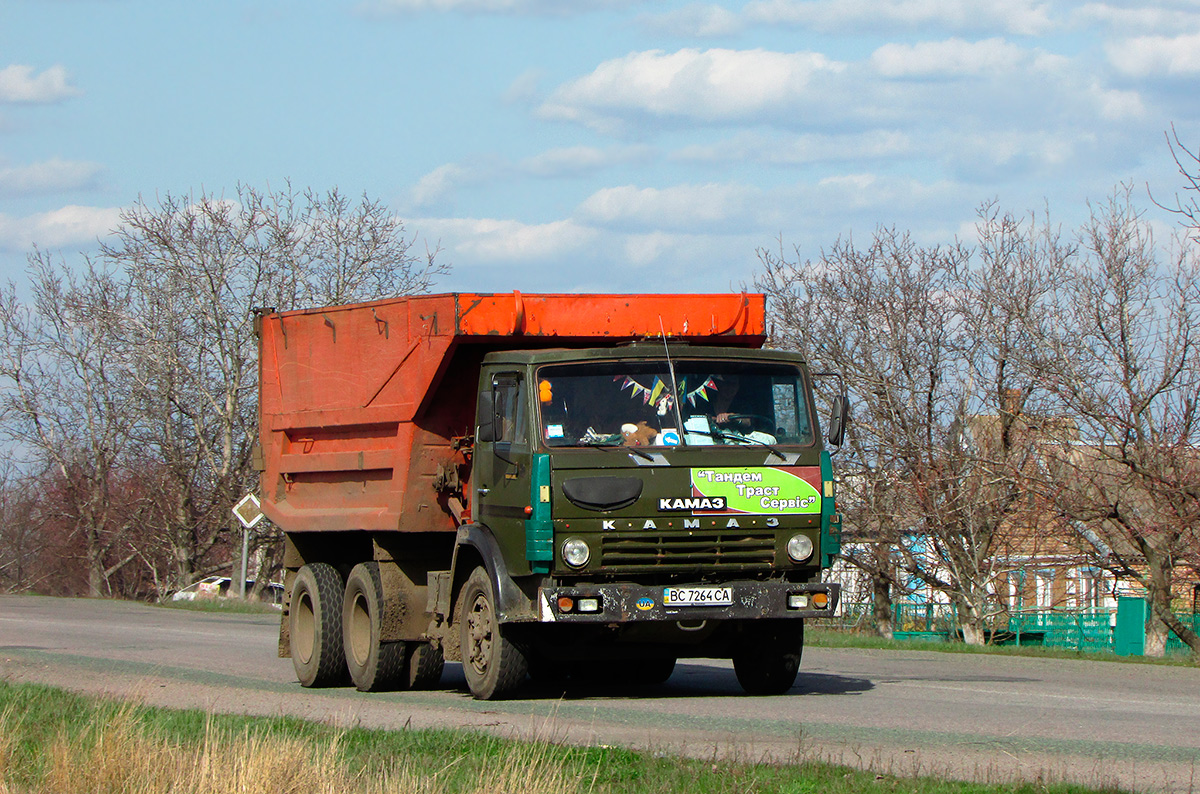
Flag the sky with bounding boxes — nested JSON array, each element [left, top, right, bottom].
[[2, 0, 1199, 295]]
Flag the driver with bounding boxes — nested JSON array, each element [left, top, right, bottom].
[[710, 376, 750, 430]]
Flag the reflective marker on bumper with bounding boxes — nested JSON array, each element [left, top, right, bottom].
[[788, 593, 809, 609]]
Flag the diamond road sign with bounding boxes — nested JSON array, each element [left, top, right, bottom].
[[232, 493, 264, 529]]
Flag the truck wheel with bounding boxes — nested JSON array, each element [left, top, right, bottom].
[[290, 563, 349, 688], [733, 621, 804, 695], [406, 641, 445, 690], [458, 567, 528, 700], [638, 656, 677, 686], [343, 562, 407, 692]]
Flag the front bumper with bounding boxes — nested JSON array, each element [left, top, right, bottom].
[[533, 579, 841, 623]]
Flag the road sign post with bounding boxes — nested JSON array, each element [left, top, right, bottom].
[[232, 494, 264, 599]]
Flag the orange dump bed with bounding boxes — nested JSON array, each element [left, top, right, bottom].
[[258, 292, 766, 534]]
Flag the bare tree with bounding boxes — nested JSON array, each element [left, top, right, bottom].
[[0, 184, 446, 599], [0, 467, 42, 592], [0, 251, 147, 596], [757, 229, 978, 636], [758, 212, 1061, 644], [1153, 125, 1200, 237], [1029, 187, 1200, 656], [97, 183, 446, 592]]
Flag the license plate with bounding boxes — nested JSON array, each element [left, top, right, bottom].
[[662, 586, 733, 606]]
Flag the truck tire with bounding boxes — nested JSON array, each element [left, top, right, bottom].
[[638, 656, 677, 686], [290, 563, 349, 688], [406, 641, 445, 690], [458, 567, 528, 700], [343, 562, 408, 692], [733, 621, 804, 695]]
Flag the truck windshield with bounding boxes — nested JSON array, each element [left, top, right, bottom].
[[536, 360, 814, 448]]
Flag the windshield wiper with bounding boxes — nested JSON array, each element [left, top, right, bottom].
[[578, 433, 656, 461], [728, 433, 787, 462], [586, 441, 656, 462], [685, 428, 788, 462]]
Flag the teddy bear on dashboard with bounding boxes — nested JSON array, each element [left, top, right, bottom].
[[621, 421, 658, 446]]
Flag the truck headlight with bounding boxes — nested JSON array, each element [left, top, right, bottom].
[[787, 534, 814, 562], [561, 538, 590, 568]]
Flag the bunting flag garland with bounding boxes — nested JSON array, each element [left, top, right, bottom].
[[616, 375, 719, 407], [687, 377, 718, 406]]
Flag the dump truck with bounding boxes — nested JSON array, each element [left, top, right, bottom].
[[257, 292, 845, 700]]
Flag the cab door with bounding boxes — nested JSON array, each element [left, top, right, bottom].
[[474, 372, 534, 570]]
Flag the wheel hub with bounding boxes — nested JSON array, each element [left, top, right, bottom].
[[466, 593, 493, 675]]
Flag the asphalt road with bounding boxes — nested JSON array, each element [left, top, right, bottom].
[[1, 595, 1197, 792]]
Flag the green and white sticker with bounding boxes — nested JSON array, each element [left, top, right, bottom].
[[691, 467, 821, 514]]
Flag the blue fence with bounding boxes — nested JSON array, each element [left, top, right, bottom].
[[1005, 609, 1112, 651], [1166, 613, 1200, 655], [836, 601, 1199, 655]]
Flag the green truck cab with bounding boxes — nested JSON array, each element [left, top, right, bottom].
[[456, 344, 842, 697]]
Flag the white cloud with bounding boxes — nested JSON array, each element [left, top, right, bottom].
[[577, 182, 760, 231], [407, 146, 657, 209], [413, 217, 599, 261], [0, 205, 121, 251], [537, 42, 1086, 137], [1073, 3, 1200, 35], [0, 65, 81, 104], [870, 38, 1028, 78], [1107, 31, 1200, 76], [637, 4, 742, 37], [518, 145, 655, 177], [409, 163, 474, 209], [622, 230, 682, 266], [671, 130, 914, 165], [0, 158, 104, 197], [539, 48, 845, 128], [742, 0, 1055, 36], [359, 0, 637, 15], [415, 171, 979, 292], [504, 68, 545, 104], [1089, 83, 1145, 120], [941, 129, 1089, 180]]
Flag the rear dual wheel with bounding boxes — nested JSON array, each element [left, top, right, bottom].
[[291, 561, 444, 692], [406, 640, 445, 690], [344, 562, 407, 692], [344, 562, 447, 691], [290, 563, 348, 688]]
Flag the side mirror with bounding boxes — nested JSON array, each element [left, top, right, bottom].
[[828, 394, 849, 447], [476, 390, 497, 443]]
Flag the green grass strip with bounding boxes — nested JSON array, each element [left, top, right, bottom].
[[0, 679, 1130, 794]]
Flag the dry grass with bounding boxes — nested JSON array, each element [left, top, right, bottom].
[[0, 681, 1146, 794], [0, 701, 586, 794]]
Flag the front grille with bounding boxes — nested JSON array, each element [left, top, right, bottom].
[[598, 529, 777, 573]]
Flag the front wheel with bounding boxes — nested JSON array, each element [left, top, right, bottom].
[[458, 567, 528, 700], [733, 620, 803, 695], [638, 656, 677, 686]]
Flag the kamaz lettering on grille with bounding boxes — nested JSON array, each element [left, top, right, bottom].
[[658, 496, 727, 512]]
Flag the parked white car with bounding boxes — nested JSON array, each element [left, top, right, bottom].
[[171, 576, 284, 608]]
